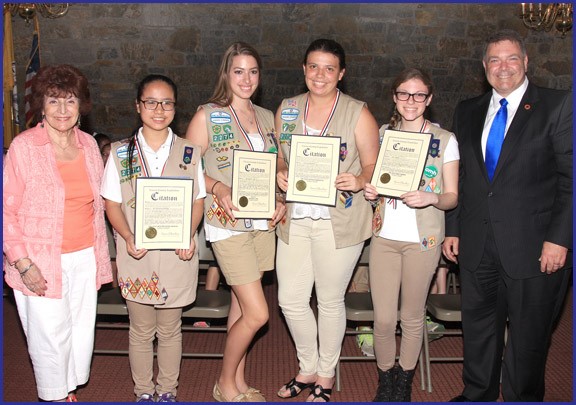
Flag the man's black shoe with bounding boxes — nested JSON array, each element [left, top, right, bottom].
[[450, 395, 471, 402]]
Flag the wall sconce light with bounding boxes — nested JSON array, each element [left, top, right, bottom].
[[520, 3, 573, 37]]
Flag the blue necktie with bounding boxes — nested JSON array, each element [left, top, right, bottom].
[[485, 98, 508, 181]]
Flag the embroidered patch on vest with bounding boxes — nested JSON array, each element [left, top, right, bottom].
[[372, 204, 382, 233], [183, 146, 193, 164], [429, 137, 441, 158], [210, 111, 231, 124]]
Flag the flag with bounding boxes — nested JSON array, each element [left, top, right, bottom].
[[24, 16, 41, 129], [3, 9, 19, 148]]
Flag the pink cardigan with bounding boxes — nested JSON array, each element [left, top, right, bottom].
[[3, 124, 113, 298]]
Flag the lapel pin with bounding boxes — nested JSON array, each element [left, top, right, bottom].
[[524, 104, 531, 110]]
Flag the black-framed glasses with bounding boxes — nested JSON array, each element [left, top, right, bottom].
[[394, 91, 430, 103], [139, 99, 176, 111]]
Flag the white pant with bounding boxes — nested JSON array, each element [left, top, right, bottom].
[[277, 218, 364, 378], [14, 247, 98, 401]]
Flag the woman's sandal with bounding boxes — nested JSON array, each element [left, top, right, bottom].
[[277, 378, 314, 398], [308, 384, 332, 402]]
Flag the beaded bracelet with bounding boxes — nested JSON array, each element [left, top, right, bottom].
[[18, 262, 34, 277]]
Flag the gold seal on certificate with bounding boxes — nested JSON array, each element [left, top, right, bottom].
[[239, 196, 249, 207], [380, 173, 391, 184], [371, 129, 432, 198], [134, 177, 194, 250], [145, 227, 157, 239], [231, 150, 277, 219], [286, 134, 341, 206]]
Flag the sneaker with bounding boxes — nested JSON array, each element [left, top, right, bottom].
[[361, 338, 375, 357], [426, 316, 445, 341], [355, 326, 374, 357], [192, 320, 210, 328], [157, 393, 177, 402], [355, 326, 373, 347], [137, 393, 156, 402]]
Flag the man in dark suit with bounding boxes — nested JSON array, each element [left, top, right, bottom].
[[443, 29, 572, 402]]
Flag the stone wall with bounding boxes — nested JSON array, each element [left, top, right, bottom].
[[10, 3, 573, 140]]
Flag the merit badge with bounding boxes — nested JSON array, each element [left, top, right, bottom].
[[268, 132, 279, 151], [223, 125, 233, 134], [372, 207, 382, 233], [429, 138, 440, 158], [183, 146, 193, 164], [340, 143, 348, 162], [212, 125, 222, 134], [339, 191, 353, 208], [424, 165, 438, 178]]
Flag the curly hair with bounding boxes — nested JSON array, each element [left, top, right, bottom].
[[29, 64, 92, 125]]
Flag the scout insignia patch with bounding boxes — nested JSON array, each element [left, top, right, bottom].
[[340, 143, 348, 162], [183, 146, 193, 164]]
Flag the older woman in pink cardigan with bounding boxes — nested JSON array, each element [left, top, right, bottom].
[[3, 64, 112, 402]]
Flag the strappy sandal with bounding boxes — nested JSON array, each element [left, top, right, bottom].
[[277, 378, 314, 398], [308, 384, 332, 402]]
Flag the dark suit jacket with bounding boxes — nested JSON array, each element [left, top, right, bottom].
[[445, 83, 572, 279]]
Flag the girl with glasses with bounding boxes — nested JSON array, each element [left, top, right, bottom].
[[101, 74, 206, 402], [363, 68, 459, 401]]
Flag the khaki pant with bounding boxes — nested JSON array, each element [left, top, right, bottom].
[[126, 301, 183, 397], [277, 218, 364, 378], [369, 236, 440, 371]]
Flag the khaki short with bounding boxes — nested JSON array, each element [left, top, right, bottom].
[[211, 230, 275, 286]]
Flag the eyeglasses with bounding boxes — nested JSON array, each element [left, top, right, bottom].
[[394, 91, 430, 103], [139, 99, 176, 111]]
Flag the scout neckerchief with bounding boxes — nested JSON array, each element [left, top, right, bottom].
[[303, 89, 340, 136], [229, 102, 265, 151], [134, 130, 175, 177], [387, 119, 430, 209]]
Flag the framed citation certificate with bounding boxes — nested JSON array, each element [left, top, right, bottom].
[[231, 150, 277, 219], [134, 177, 194, 250], [371, 129, 432, 197], [286, 134, 341, 206]]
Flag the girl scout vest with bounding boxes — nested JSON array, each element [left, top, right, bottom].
[[372, 124, 453, 251], [201, 103, 277, 231], [111, 134, 201, 308], [276, 91, 373, 249]]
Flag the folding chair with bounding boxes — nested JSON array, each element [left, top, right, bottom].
[[422, 293, 463, 392]]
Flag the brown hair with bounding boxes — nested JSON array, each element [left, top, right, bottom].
[[389, 68, 434, 129], [208, 42, 263, 107], [29, 64, 92, 125], [483, 29, 527, 60]]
